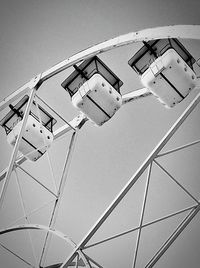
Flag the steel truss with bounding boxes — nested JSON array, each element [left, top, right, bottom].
[[0, 25, 200, 268]]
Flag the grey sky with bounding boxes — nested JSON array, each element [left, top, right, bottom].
[[0, 0, 200, 268]]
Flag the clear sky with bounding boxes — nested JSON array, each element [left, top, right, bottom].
[[0, 0, 200, 268]]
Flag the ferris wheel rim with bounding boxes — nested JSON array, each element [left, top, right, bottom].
[[0, 223, 76, 248], [1, 24, 200, 113]]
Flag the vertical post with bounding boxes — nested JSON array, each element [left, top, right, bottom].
[[0, 87, 36, 211], [39, 130, 78, 268], [132, 162, 152, 268]]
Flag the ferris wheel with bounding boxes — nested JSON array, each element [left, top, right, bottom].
[[0, 25, 200, 268]]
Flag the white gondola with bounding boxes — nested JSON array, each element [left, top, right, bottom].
[[61, 56, 123, 126], [0, 95, 56, 161], [128, 38, 197, 108]]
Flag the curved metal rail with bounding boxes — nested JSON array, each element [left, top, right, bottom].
[[1, 24, 200, 268], [1, 25, 200, 112]]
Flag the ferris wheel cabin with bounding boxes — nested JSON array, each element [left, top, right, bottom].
[[61, 56, 123, 126], [0, 95, 57, 161], [128, 38, 197, 108]]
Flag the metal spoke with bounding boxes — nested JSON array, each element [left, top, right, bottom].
[[34, 98, 58, 194], [14, 168, 38, 267], [156, 139, 200, 158], [8, 199, 55, 228], [145, 203, 200, 268], [16, 164, 58, 198], [35, 95, 75, 130], [39, 130, 78, 268], [84, 205, 196, 250], [132, 162, 152, 268], [75, 254, 79, 268], [82, 252, 104, 268], [78, 251, 92, 268], [0, 88, 36, 211]]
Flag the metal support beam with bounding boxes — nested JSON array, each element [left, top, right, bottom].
[[145, 204, 200, 268], [0, 87, 36, 210], [156, 139, 200, 158], [0, 113, 87, 183], [122, 88, 152, 105], [0, 83, 31, 112], [154, 160, 199, 204], [39, 130, 78, 268], [16, 164, 58, 198], [0, 74, 41, 112], [0, 224, 76, 248], [60, 90, 200, 268], [53, 113, 87, 140], [84, 204, 196, 250], [132, 162, 152, 268]]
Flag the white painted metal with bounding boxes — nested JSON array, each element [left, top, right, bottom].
[[41, 25, 200, 82], [39, 131, 78, 268], [156, 139, 200, 158], [145, 204, 200, 268], [14, 169, 38, 267], [0, 25, 200, 268], [141, 49, 197, 107], [83, 204, 197, 250], [122, 88, 152, 105], [16, 164, 58, 198], [72, 74, 122, 126], [0, 25, 199, 113], [7, 115, 53, 161], [0, 74, 41, 112], [0, 113, 86, 183], [60, 89, 200, 268], [0, 88, 36, 210], [0, 224, 76, 247], [132, 163, 152, 268]]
